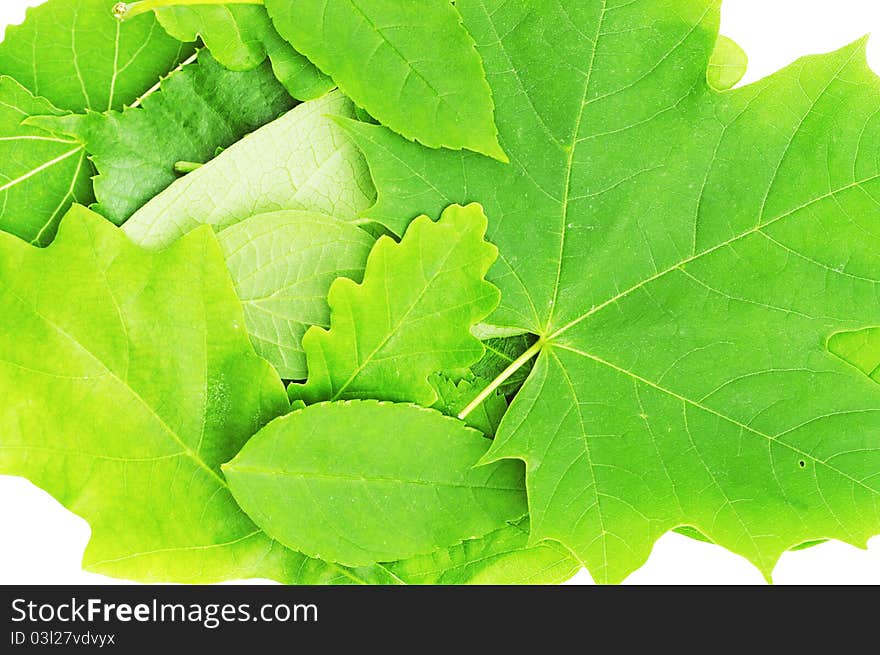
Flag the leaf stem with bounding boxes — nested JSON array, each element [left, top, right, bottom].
[[113, 0, 264, 21], [130, 51, 198, 108], [173, 161, 204, 174], [458, 338, 544, 420]]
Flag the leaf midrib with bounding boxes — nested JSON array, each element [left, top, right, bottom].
[[547, 171, 880, 344], [552, 342, 880, 498], [224, 465, 523, 492]]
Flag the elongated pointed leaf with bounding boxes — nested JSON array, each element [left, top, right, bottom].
[[264, 0, 503, 158], [224, 400, 527, 567]]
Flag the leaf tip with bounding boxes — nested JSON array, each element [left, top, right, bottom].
[[479, 135, 509, 164]]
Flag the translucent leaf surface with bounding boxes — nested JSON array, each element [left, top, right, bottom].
[[123, 90, 375, 247], [292, 204, 499, 406]]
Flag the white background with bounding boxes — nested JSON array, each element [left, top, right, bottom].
[[1, 0, 880, 585]]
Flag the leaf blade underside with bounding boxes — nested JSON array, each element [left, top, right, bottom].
[[218, 209, 375, 379], [122, 90, 376, 248], [264, 0, 504, 158]]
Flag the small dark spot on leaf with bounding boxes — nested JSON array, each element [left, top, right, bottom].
[[798, 460, 806, 468]]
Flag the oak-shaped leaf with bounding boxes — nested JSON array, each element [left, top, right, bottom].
[[291, 203, 500, 406], [122, 90, 375, 247]]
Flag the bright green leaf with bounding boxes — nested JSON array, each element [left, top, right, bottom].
[[30, 52, 295, 225], [218, 210, 375, 379], [0, 205, 333, 583], [0, 77, 92, 245], [122, 90, 376, 248], [708, 35, 748, 90], [264, 0, 504, 159], [346, 0, 880, 583], [291, 203, 500, 406], [0, 0, 190, 112], [224, 400, 528, 567], [154, 5, 333, 100], [385, 519, 580, 585]]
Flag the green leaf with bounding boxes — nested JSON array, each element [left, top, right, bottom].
[[384, 519, 580, 585], [154, 5, 333, 100], [472, 335, 539, 398], [264, 0, 503, 159], [828, 328, 880, 380], [122, 90, 376, 248], [0, 77, 92, 245], [30, 52, 295, 225], [0, 204, 333, 583], [0, 0, 190, 112], [291, 203, 500, 406], [708, 35, 748, 91], [347, 0, 880, 583], [218, 210, 375, 379], [224, 400, 528, 567], [430, 373, 506, 437]]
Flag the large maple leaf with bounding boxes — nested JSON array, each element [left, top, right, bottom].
[[345, 0, 880, 582]]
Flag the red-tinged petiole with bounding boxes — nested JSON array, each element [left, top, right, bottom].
[[113, 0, 264, 21]]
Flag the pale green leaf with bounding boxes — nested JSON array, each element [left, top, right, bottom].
[[122, 90, 376, 248], [224, 400, 528, 567], [0, 0, 190, 112], [291, 203, 500, 406], [0, 205, 338, 583], [0, 77, 92, 245], [218, 210, 375, 379], [264, 0, 503, 159], [708, 35, 748, 91], [29, 52, 295, 225], [155, 5, 333, 100], [346, 0, 880, 583]]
